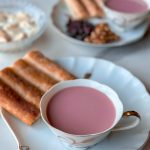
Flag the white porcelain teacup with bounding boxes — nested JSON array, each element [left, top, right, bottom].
[[101, 0, 150, 30], [40, 79, 141, 150]]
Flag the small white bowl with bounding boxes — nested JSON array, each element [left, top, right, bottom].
[[101, 0, 150, 30], [0, 0, 47, 52]]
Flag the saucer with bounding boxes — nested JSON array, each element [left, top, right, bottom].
[[0, 57, 150, 150], [51, 0, 149, 48]]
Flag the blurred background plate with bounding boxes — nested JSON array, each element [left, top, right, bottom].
[[51, 1, 149, 49]]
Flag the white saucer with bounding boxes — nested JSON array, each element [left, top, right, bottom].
[[51, 1, 149, 48], [0, 57, 150, 150]]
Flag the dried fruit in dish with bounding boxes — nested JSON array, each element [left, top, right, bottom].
[[66, 19, 94, 41]]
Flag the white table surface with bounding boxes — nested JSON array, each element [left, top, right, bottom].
[[0, 0, 150, 149]]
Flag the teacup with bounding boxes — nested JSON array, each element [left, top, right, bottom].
[[40, 79, 141, 150], [101, 0, 150, 30]]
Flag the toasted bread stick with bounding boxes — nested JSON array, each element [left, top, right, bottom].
[[12, 59, 58, 92], [64, 0, 89, 20], [81, 0, 103, 17], [24, 51, 76, 81], [0, 67, 43, 108], [94, 0, 104, 17], [0, 79, 40, 125]]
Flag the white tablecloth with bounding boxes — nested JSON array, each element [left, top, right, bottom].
[[0, 0, 150, 149]]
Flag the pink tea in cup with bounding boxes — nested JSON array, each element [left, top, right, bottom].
[[46, 86, 116, 135], [105, 0, 148, 13]]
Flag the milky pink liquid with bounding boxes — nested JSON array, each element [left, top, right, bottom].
[[47, 86, 116, 135], [106, 0, 148, 13]]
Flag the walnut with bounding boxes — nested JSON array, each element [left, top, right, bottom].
[[84, 23, 120, 44]]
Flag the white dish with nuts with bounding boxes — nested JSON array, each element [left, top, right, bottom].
[[0, 0, 47, 52], [51, 0, 149, 48]]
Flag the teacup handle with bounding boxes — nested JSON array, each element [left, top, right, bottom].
[[112, 111, 141, 131]]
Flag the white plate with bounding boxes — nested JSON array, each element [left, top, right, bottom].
[[0, 0, 47, 52], [51, 1, 149, 48], [0, 57, 150, 150]]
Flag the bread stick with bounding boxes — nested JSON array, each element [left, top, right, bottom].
[[81, 0, 101, 17], [12, 59, 58, 92], [0, 68, 43, 108], [0, 79, 40, 125], [24, 50, 76, 81], [94, 0, 104, 17], [64, 0, 89, 20]]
